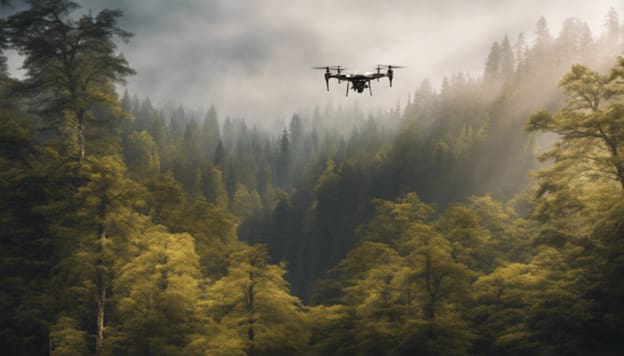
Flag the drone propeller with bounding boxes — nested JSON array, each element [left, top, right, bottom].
[[333, 66, 345, 83], [377, 64, 406, 69], [313, 66, 346, 91], [375, 65, 383, 81], [312, 65, 346, 71], [312, 66, 331, 74], [376, 65, 405, 87]]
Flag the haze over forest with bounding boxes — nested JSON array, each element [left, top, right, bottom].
[[3, 0, 624, 355], [1, 0, 621, 124]]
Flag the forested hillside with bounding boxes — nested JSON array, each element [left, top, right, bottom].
[[2, 1, 624, 355]]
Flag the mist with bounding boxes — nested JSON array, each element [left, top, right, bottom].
[[3, 0, 619, 126]]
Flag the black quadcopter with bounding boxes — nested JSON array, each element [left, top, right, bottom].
[[313, 65, 404, 96]]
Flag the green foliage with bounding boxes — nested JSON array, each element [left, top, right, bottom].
[[125, 130, 160, 180], [173, 200, 239, 278], [206, 244, 308, 355], [357, 193, 434, 246], [521, 56, 624, 355], [306, 304, 355, 354], [311, 193, 479, 355], [435, 205, 493, 272], [527, 60, 624, 191], [201, 166, 229, 207], [50, 316, 88, 356], [231, 183, 262, 220], [113, 226, 203, 354], [0, 109, 55, 354]]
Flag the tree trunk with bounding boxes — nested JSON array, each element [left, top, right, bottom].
[[95, 223, 106, 354], [599, 129, 624, 191], [77, 110, 86, 163], [247, 275, 255, 356], [96, 277, 105, 354], [614, 162, 624, 192], [424, 254, 434, 320], [424, 295, 436, 321]]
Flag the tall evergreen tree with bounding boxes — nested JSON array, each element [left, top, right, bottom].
[[531, 17, 554, 66], [604, 7, 621, 53], [202, 105, 221, 160], [484, 41, 501, 84], [5, 0, 135, 163], [514, 32, 527, 71], [500, 35, 515, 82], [276, 129, 291, 187]]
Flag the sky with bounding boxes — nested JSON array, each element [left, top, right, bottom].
[[3, 0, 622, 127]]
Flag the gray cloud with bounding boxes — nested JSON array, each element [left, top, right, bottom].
[[5, 0, 622, 125]]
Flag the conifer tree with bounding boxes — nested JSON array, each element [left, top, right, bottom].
[[500, 35, 515, 82], [276, 129, 291, 187], [5, 0, 135, 163], [531, 17, 554, 67], [125, 130, 160, 180], [202, 105, 221, 160], [604, 7, 620, 53], [484, 41, 501, 84]]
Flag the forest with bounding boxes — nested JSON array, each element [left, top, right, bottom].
[[2, 0, 624, 355]]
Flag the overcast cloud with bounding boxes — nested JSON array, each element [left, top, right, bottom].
[[4, 0, 622, 125]]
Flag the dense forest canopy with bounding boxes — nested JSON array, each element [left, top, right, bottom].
[[2, 1, 624, 355]]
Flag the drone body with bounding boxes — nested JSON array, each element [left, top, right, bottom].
[[313, 65, 404, 96]]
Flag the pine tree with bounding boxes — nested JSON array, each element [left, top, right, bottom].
[[202, 105, 221, 161], [214, 140, 226, 168], [184, 118, 202, 166], [514, 33, 527, 72], [124, 130, 160, 180], [556, 18, 582, 65], [484, 41, 501, 84], [231, 184, 262, 220], [276, 129, 291, 187], [604, 7, 620, 53], [5, 0, 135, 163], [500, 35, 515, 82], [201, 166, 229, 207], [531, 17, 554, 67]]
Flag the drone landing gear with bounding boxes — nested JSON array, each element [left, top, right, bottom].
[[346, 82, 349, 97], [368, 81, 372, 96]]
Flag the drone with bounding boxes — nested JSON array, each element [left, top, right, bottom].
[[313, 65, 404, 96]]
